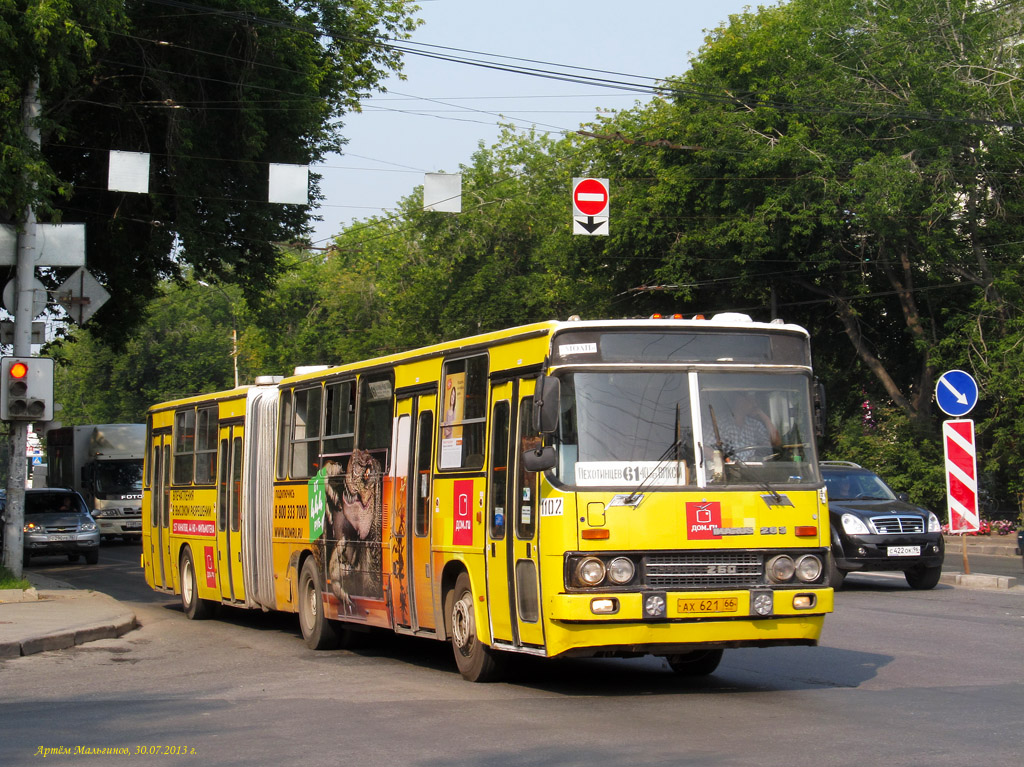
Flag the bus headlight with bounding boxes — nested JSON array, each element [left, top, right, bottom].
[[795, 554, 823, 583], [751, 590, 774, 616], [575, 557, 606, 586], [606, 557, 635, 585], [644, 593, 667, 618], [766, 555, 796, 583]]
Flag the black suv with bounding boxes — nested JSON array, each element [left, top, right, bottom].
[[821, 462, 944, 589]]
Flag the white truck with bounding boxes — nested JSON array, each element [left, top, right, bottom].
[[46, 424, 146, 540]]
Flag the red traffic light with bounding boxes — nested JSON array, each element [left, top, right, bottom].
[[8, 361, 29, 379]]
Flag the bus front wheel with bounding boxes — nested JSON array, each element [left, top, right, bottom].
[[666, 649, 723, 677], [299, 558, 340, 650], [180, 547, 215, 620], [446, 572, 503, 682]]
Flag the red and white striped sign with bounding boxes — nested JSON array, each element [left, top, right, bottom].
[[943, 419, 979, 534]]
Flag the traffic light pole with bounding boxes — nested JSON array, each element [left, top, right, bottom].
[[3, 76, 41, 578]]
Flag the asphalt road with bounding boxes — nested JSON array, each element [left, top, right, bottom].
[[3, 542, 1021, 767]]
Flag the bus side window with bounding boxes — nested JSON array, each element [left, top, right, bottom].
[[517, 398, 539, 540], [414, 410, 433, 537], [357, 375, 394, 464], [439, 354, 488, 470], [489, 401, 510, 539], [173, 409, 196, 484], [291, 385, 323, 479], [276, 389, 292, 480], [195, 406, 218, 485], [323, 380, 355, 457]]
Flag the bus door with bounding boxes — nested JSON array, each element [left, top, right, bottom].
[[216, 424, 245, 602], [511, 380, 544, 647], [486, 379, 544, 648], [390, 392, 437, 632], [148, 433, 173, 589], [486, 382, 514, 644]]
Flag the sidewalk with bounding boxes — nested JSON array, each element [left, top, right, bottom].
[[0, 571, 137, 660]]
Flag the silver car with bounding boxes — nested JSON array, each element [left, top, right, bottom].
[[22, 488, 100, 565]]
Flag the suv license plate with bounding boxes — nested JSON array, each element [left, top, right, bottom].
[[888, 545, 921, 557], [677, 597, 739, 615], [123, 521, 142, 530]]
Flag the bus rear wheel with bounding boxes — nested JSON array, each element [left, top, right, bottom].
[[666, 649, 723, 677], [299, 558, 340, 650], [447, 572, 503, 682], [180, 547, 215, 620]]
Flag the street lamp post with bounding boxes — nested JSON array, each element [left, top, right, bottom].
[[198, 280, 239, 388]]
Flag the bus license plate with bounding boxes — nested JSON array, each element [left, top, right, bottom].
[[124, 520, 142, 530], [677, 597, 739, 615], [888, 546, 921, 557]]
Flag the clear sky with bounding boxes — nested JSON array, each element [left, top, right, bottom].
[[309, 1, 761, 244]]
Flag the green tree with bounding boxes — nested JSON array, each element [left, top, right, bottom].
[[574, 0, 1024, 507], [3, 0, 419, 345], [0, 0, 125, 220], [52, 279, 249, 423], [321, 126, 619, 355]]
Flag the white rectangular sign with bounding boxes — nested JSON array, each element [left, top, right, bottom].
[[575, 461, 687, 487], [0, 223, 86, 267]]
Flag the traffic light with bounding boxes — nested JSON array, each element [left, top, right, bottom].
[[1, 356, 53, 421]]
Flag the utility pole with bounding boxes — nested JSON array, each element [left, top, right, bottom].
[[2, 76, 41, 578]]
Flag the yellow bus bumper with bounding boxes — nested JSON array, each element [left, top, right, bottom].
[[543, 588, 833, 659]]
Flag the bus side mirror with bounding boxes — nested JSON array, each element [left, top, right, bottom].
[[814, 380, 826, 438], [523, 446, 556, 473], [533, 375, 560, 434]]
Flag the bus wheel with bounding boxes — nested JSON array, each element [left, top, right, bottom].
[[299, 558, 340, 650], [180, 547, 215, 620], [666, 649, 723, 677], [446, 572, 503, 682], [827, 555, 846, 590]]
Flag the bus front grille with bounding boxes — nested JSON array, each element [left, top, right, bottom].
[[644, 552, 764, 589]]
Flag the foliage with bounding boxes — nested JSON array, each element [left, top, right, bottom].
[[320, 126, 621, 355], [45, 0, 1024, 514], [0, 0, 126, 220], [52, 279, 249, 423], [574, 0, 1024, 506], [2, 0, 419, 346], [827, 404, 946, 512], [0, 564, 31, 590]]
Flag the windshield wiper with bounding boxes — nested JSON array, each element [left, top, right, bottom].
[[623, 404, 688, 506]]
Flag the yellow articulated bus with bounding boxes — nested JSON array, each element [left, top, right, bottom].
[[142, 314, 833, 681]]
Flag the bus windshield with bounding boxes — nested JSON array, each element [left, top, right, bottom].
[[554, 370, 818, 488]]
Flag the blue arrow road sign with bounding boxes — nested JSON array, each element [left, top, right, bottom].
[[935, 369, 978, 417]]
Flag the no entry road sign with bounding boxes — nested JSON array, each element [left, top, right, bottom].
[[943, 419, 979, 534], [572, 177, 609, 217]]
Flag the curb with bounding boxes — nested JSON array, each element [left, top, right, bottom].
[[15, 614, 138, 657], [939, 572, 1020, 590], [0, 587, 39, 603], [0, 574, 138, 660]]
